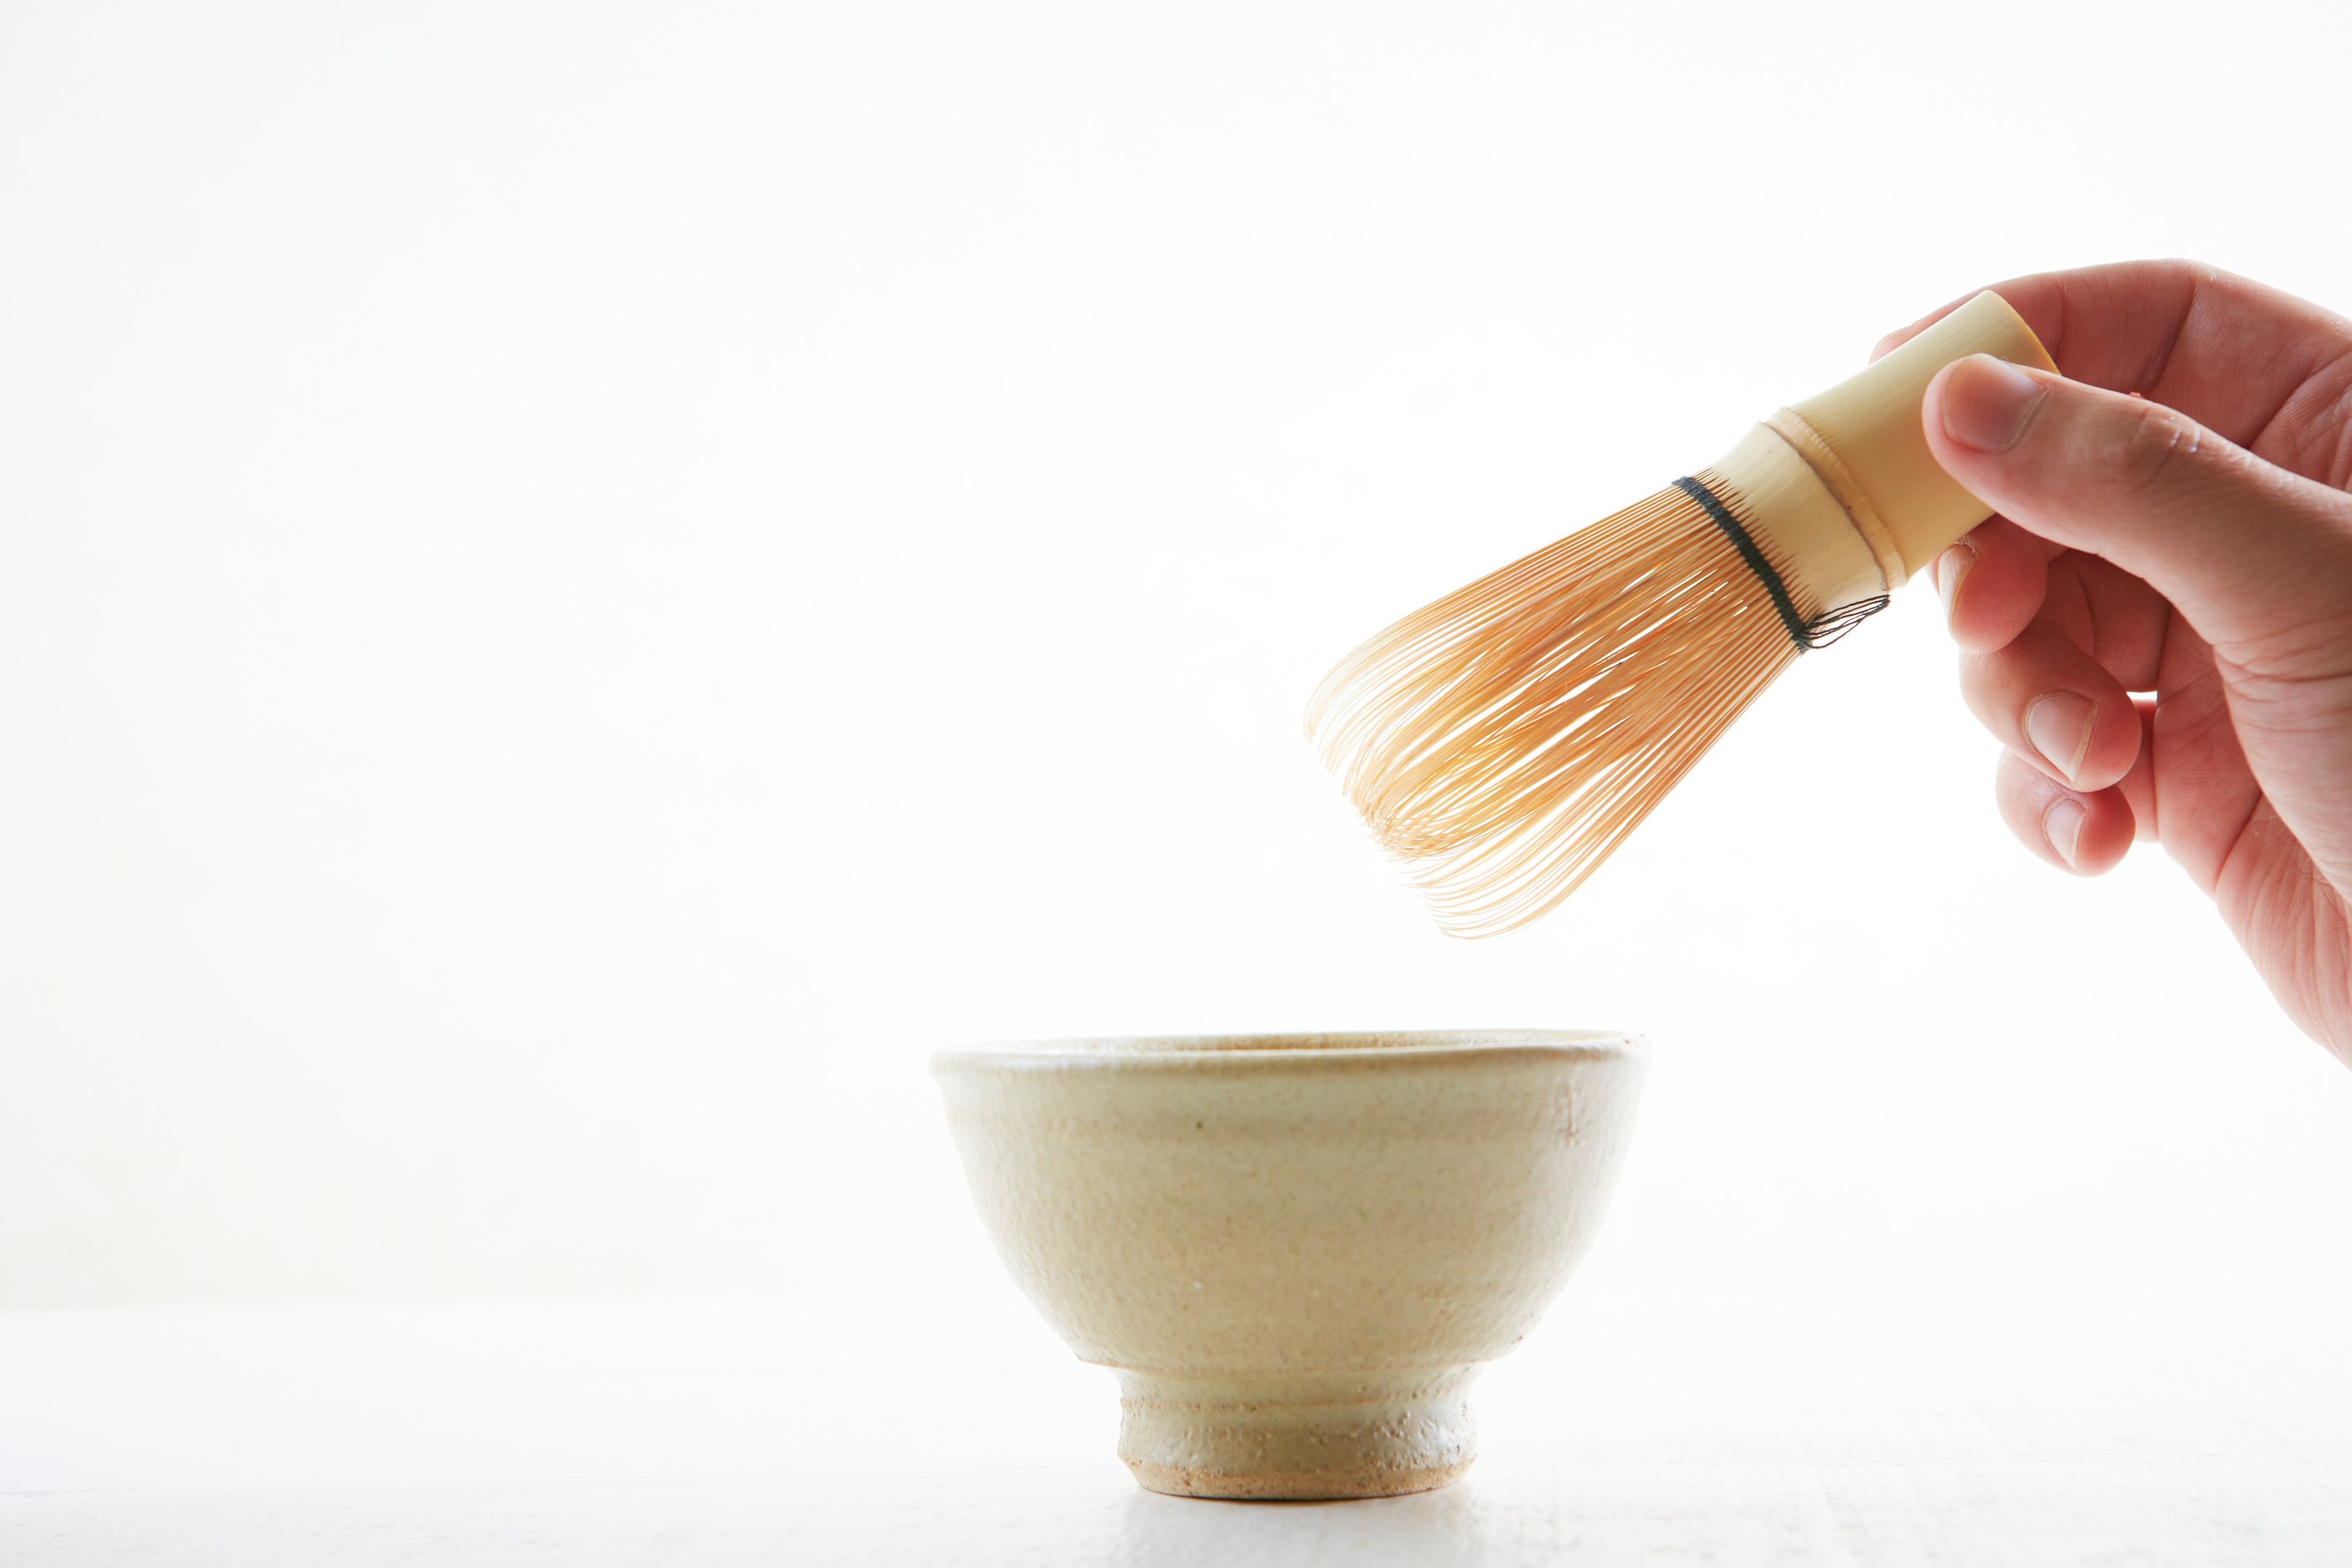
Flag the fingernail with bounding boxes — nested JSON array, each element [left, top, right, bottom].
[[2025, 692, 2096, 785], [1937, 538, 1977, 629], [2043, 796, 2087, 870], [1939, 355, 2048, 453]]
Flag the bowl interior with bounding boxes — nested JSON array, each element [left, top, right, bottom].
[[936, 1028, 1638, 1069]]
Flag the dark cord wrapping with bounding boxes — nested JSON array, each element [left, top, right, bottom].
[[1671, 475, 1889, 651]]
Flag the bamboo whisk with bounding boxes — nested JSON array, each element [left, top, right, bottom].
[[1307, 292, 2055, 936]]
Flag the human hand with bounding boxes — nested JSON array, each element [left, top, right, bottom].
[[1877, 261, 2352, 1064]]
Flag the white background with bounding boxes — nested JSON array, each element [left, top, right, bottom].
[[1, 0, 2347, 1391]]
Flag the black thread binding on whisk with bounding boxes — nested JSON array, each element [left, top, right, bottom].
[[1671, 475, 1890, 651]]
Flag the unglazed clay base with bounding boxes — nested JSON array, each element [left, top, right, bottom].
[[1115, 1367, 1476, 1500], [932, 1031, 1649, 1501]]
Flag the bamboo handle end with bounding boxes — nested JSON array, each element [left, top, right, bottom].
[[1780, 291, 2056, 584]]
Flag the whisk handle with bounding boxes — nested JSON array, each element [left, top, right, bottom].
[[1774, 291, 2056, 588]]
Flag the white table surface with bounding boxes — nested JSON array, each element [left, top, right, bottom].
[[5, 1290, 2350, 1566]]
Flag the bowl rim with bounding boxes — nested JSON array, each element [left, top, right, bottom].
[[930, 1029, 1645, 1075]]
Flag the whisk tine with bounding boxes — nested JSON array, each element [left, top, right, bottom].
[[1306, 479, 1810, 938], [1305, 292, 2057, 936]]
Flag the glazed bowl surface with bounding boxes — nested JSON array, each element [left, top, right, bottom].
[[933, 1030, 1648, 1499]]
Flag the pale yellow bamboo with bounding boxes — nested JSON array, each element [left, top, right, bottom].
[[1306, 293, 2053, 937]]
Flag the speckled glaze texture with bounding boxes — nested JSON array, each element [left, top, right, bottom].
[[932, 1031, 1648, 1500]]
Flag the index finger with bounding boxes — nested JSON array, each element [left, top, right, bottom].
[[1937, 515, 2059, 654], [1873, 260, 2352, 459]]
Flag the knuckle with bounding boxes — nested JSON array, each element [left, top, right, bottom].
[[2101, 399, 2206, 499]]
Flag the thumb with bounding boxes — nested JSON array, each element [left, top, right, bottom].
[[1922, 354, 2352, 677]]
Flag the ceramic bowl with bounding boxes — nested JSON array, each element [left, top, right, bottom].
[[932, 1030, 1647, 1500]]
